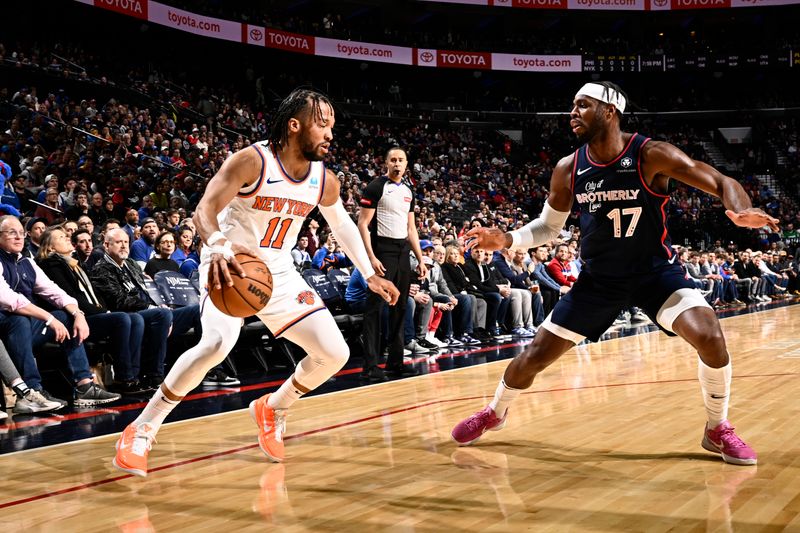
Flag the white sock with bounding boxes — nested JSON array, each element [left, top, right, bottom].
[[697, 356, 732, 429], [267, 377, 305, 410], [133, 388, 180, 434], [488, 379, 522, 417]]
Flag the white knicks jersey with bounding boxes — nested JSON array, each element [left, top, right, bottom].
[[212, 141, 326, 275]]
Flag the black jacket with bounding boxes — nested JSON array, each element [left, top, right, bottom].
[[89, 255, 153, 311], [441, 262, 472, 294], [462, 257, 499, 295], [37, 255, 108, 316]]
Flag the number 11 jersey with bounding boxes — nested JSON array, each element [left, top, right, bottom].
[[217, 141, 326, 276]]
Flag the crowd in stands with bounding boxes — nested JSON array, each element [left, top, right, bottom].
[[2, 32, 800, 413]]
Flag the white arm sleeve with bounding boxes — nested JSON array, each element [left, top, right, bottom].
[[318, 199, 376, 279], [508, 201, 570, 250]]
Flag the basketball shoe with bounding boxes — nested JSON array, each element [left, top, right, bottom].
[[250, 394, 286, 462], [451, 406, 507, 446], [113, 423, 157, 477], [701, 420, 757, 466]]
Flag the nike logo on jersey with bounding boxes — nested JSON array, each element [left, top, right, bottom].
[[577, 168, 591, 176], [266, 177, 283, 185]]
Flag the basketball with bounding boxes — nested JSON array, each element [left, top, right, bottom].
[[209, 254, 273, 317]]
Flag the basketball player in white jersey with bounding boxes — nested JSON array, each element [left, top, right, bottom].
[[113, 89, 399, 476]]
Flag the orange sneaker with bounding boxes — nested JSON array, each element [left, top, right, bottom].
[[113, 422, 156, 477], [249, 394, 286, 462]]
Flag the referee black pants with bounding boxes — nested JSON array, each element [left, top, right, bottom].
[[362, 237, 411, 371]]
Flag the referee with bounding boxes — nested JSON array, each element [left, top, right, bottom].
[[358, 146, 427, 381]]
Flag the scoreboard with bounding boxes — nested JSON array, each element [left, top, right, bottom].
[[582, 51, 792, 72]]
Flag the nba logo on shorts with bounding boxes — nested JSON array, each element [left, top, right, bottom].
[[620, 157, 633, 168]]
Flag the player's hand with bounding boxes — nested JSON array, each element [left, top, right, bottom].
[[367, 276, 400, 305], [210, 243, 258, 290], [725, 209, 779, 232], [465, 227, 507, 252], [370, 256, 386, 277], [416, 261, 428, 280]]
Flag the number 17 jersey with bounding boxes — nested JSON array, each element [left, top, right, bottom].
[[571, 133, 675, 277], [216, 141, 326, 275]]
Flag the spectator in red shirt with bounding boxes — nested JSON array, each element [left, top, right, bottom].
[[546, 244, 577, 287]]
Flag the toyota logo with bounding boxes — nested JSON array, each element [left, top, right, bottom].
[[250, 29, 263, 41], [420, 51, 434, 63], [653, 0, 668, 6]]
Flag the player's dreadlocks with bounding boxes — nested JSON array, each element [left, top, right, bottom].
[[268, 88, 333, 150]]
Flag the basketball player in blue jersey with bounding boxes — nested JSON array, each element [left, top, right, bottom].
[[452, 82, 778, 466], [113, 89, 400, 476]]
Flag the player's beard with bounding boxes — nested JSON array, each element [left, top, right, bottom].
[[299, 131, 325, 161], [575, 120, 602, 144]]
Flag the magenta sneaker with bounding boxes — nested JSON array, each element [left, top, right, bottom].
[[701, 420, 757, 466], [451, 406, 507, 446]]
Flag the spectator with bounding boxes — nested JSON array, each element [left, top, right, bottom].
[[431, 244, 470, 347], [8, 175, 35, 215], [300, 219, 321, 259], [531, 246, 568, 316], [90, 229, 200, 388], [36, 228, 150, 395], [0, 339, 63, 414], [311, 232, 351, 272], [178, 239, 201, 278], [76, 215, 96, 243], [84, 218, 121, 271], [440, 245, 482, 346], [546, 244, 577, 288], [462, 248, 504, 339], [130, 217, 158, 269], [0, 215, 120, 407], [144, 231, 180, 278], [65, 191, 90, 221], [71, 228, 94, 268], [35, 188, 63, 226], [122, 209, 140, 245], [492, 249, 541, 334], [291, 235, 312, 270], [87, 192, 107, 226], [137, 195, 155, 221], [171, 226, 195, 266], [24, 217, 47, 259]]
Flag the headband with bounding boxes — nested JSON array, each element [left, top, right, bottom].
[[575, 83, 626, 114]]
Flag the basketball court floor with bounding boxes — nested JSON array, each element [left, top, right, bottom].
[[2, 301, 799, 531]]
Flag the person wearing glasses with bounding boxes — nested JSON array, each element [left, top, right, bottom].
[[0, 215, 120, 407]]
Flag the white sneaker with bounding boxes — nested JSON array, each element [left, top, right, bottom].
[[631, 310, 650, 323], [425, 332, 449, 348], [14, 389, 63, 414]]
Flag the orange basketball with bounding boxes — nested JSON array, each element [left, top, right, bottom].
[[209, 254, 273, 317]]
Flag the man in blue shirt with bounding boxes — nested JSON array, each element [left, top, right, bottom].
[[531, 246, 568, 316], [130, 218, 158, 269]]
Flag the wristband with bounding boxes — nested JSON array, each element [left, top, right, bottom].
[[209, 241, 235, 260], [206, 231, 227, 247], [71, 309, 85, 317], [45, 316, 55, 327]]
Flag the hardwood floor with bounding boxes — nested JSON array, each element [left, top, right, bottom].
[[2, 305, 799, 531]]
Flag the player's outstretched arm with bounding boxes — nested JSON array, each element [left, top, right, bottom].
[[643, 141, 779, 232], [318, 170, 399, 304], [465, 154, 575, 252], [194, 147, 261, 289]]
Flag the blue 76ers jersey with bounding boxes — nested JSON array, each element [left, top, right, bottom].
[[572, 133, 675, 276], [214, 141, 326, 276]]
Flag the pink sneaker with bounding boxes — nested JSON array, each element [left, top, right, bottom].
[[451, 406, 507, 446], [701, 420, 757, 466]]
